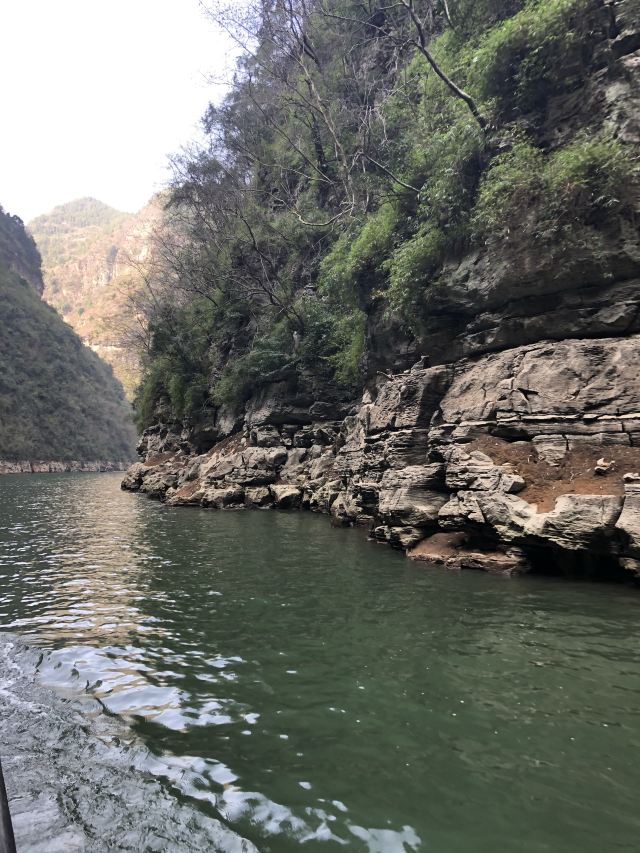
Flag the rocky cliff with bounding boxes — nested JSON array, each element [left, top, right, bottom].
[[123, 0, 640, 580]]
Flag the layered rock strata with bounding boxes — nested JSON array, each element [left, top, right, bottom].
[[123, 333, 640, 579]]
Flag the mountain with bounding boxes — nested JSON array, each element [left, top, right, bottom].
[[29, 197, 161, 398], [0, 206, 137, 464]]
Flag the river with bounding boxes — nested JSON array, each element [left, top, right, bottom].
[[0, 473, 639, 852]]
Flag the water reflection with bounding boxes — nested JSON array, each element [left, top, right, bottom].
[[0, 474, 160, 646]]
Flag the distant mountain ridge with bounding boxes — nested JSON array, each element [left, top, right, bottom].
[[29, 197, 161, 398], [0, 205, 137, 464]]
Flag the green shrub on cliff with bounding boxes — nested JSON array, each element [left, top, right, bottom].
[[386, 225, 448, 319], [297, 296, 366, 386], [134, 297, 220, 427], [134, 0, 637, 428], [210, 321, 292, 408], [473, 133, 639, 242], [317, 204, 400, 319], [209, 297, 365, 409], [545, 135, 640, 223], [447, 0, 526, 37], [472, 0, 597, 116], [471, 140, 544, 237]]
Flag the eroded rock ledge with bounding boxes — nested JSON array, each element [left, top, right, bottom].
[[123, 333, 640, 582]]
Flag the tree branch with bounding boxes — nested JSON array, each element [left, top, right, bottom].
[[403, 0, 486, 129], [363, 153, 420, 193]]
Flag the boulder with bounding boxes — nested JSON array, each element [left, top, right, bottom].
[[139, 471, 178, 499], [250, 426, 282, 447], [524, 495, 624, 551], [615, 475, 640, 555], [378, 487, 448, 528], [270, 484, 303, 509], [121, 463, 147, 491], [201, 486, 245, 508], [386, 526, 426, 550], [245, 487, 273, 508]]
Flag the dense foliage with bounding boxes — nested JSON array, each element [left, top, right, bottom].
[[0, 253, 137, 462], [134, 0, 639, 429]]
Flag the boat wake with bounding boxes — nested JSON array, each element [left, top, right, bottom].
[[0, 633, 257, 852]]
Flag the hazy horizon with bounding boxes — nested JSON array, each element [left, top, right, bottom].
[[0, 0, 233, 222]]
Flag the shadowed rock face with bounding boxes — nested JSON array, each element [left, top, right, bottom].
[[123, 1, 640, 581]]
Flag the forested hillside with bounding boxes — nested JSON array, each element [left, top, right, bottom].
[[0, 208, 137, 463], [29, 198, 161, 398], [0, 204, 44, 295], [133, 0, 640, 428]]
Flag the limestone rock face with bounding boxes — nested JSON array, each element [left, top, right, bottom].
[[245, 487, 273, 508], [123, 330, 640, 580], [435, 336, 640, 449], [1, 460, 127, 474], [615, 476, 640, 555], [120, 463, 147, 490], [202, 486, 245, 509]]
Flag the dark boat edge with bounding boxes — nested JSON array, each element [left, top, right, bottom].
[[0, 760, 16, 853]]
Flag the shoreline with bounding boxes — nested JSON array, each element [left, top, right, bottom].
[[1, 460, 131, 475], [123, 481, 640, 586], [121, 348, 640, 586]]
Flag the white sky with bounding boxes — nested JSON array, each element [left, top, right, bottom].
[[0, 0, 234, 222]]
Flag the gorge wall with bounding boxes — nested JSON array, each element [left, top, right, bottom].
[[0, 207, 137, 468], [123, 0, 640, 579], [29, 198, 161, 398]]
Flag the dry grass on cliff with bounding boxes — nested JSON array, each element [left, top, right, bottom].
[[471, 436, 640, 513]]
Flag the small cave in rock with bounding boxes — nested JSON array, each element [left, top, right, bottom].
[[524, 547, 638, 584]]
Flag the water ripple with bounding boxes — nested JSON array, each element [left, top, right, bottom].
[[1, 473, 640, 851]]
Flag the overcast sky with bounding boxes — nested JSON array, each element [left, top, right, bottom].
[[0, 0, 234, 222]]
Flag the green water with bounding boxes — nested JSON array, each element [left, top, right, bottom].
[[1, 473, 640, 852]]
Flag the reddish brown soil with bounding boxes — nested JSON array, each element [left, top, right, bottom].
[[206, 433, 243, 457], [407, 532, 469, 561], [173, 481, 201, 500], [470, 436, 640, 513], [144, 452, 174, 467]]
